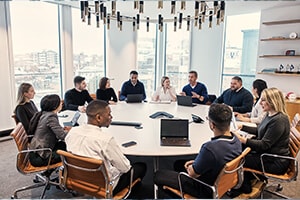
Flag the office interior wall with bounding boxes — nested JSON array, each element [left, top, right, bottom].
[[106, 20, 137, 93], [190, 23, 224, 96], [0, 2, 16, 130]]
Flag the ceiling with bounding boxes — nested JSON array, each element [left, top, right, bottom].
[[54, 1, 300, 18]]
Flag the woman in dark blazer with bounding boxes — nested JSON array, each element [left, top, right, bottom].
[[96, 77, 118, 104]]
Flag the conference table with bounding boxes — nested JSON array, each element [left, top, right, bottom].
[[59, 102, 222, 198]]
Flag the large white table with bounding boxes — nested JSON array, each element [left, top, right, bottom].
[[59, 102, 212, 198]]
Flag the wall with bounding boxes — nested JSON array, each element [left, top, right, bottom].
[[257, 4, 300, 97], [190, 22, 224, 95], [0, 2, 16, 130], [106, 20, 137, 93]]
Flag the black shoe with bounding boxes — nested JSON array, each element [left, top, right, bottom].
[[227, 189, 243, 198]]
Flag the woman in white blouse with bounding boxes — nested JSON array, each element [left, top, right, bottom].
[[235, 79, 268, 124], [152, 76, 176, 102]]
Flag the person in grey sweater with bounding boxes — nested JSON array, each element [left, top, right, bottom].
[[231, 88, 290, 197], [29, 94, 70, 167]]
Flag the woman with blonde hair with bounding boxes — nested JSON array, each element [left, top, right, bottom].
[[230, 88, 290, 197], [152, 76, 176, 102], [14, 83, 38, 133]]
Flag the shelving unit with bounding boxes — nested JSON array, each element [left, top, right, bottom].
[[261, 38, 300, 41], [257, 72, 300, 76], [262, 19, 300, 25], [259, 55, 300, 58]]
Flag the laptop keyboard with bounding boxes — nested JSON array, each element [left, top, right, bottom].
[[162, 138, 189, 146]]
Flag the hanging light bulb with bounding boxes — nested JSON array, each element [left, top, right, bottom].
[[171, 1, 176, 14], [195, 1, 199, 18], [134, 0, 139, 9], [201, 5, 206, 23], [80, 1, 85, 21], [179, 13, 183, 29], [213, 1, 218, 15], [117, 11, 120, 28], [220, 1, 225, 22], [187, 15, 190, 31], [200, 1, 205, 13], [146, 17, 150, 32], [181, 1, 186, 10], [158, 0, 163, 9], [111, 1, 116, 16], [174, 16, 177, 32], [158, 14, 162, 32], [133, 17, 136, 32], [103, 6, 107, 24], [84, 1, 89, 16], [100, 3, 104, 20], [161, 17, 164, 32], [88, 8, 91, 25], [120, 16, 123, 31], [216, 10, 220, 25], [95, 1, 99, 15], [139, 1, 144, 13], [137, 14, 140, 30], [209, 11, 213, 28], [198, 16, 202, 30], [96, 14, 100, 28], [107, 14, 110, 30]]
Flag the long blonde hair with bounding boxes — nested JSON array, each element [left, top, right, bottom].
[[17, 83, 33, 105], [261, 87, 287, 116]]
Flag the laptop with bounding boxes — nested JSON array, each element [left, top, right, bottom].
[[231, 113, 255, 139], [126, 94, 143, 103], [160, 119, 191, 147], [63, 111, 81, 127], [176, 95, 197, 107]]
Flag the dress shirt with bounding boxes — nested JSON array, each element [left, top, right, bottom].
[[152, 86, 176, 101]]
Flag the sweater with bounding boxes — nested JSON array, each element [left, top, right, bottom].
[[64, 88, 93, 111], [242, 112, 290, 156], [214, 87, 253, 113], [120, 80, 146, 101], [182, 82, 209, 104], [15, 101, 38, 133], [96, 88, 118, 102]]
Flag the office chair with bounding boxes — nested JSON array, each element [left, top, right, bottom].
[[244, 126, 300, 198], [10, 122, 62, 199], [206, 94, 217, 105], [291, 113, 300, 131], [90, 93, 96, 100], [163, 147, 251, 199], [57, 150, 141, 199], [11, 113, 18, 125]]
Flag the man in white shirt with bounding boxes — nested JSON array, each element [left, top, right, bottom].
[[65, 100, 146, 195]]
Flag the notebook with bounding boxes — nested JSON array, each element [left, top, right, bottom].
[[176, 95, 197, 107], [126, 94, 143, 103], [160, 119, 191, 147], [231, 114, 255, 139], [63, 111, 81, 127]]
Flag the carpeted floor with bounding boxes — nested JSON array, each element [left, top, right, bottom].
[[1, 136, 299, 199]]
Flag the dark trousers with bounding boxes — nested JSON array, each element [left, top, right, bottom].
[[113, 162, 147, 195], [29, 141, 66, 167], [241, 152, 290, 193]]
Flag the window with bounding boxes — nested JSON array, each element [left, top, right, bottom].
[[136, 24, 157, 99], [222, 12, 260, 92], [72, 8, 105, 94], [165, 24, 190, 94], [10, 1, 61, 105]]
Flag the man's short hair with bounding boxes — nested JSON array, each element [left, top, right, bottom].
[[189, 70, 198, 78], [130, 70, 138, 75], [86, 100, 109, 117], [74, 76, 85, 86], [232, 76, 242, 83], [208, 104, 232, 132]]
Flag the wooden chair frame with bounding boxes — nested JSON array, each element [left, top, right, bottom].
[[10, 123, 61, 199], [164, 147, 251, 199], [244, 127, 300, 199], [57, 150, 140, 199]]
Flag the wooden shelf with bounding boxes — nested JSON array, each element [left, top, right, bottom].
[[261, 38, 300, 41], [259, 55, 300, 58], [262, 19, 300, 25], [258, 72, 300, 76]]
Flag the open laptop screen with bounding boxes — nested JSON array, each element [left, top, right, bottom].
[[160, 119, 189, 138]]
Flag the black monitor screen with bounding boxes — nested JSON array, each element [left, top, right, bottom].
[[160, 119, 189, 138]]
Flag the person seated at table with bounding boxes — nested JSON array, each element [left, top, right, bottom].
[[235, 79, 268, 125], [154, 104, 242, 198], [152, 76, 176, 102], [230, 88, 290, 198], [96, 77, 118, 104], [14, 83, 39, 134], [180, 70, 208, 104], [214, 76, 253, 113], [65, 100, 147, 195], [28, 94, 69, 167], [119, 70, 146, 101], [64, 76, 93, 112]]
